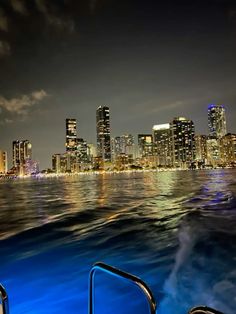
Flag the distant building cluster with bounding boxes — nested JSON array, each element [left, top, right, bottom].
[[50, 104, 235, 173], [195, 105, 235, 168], [51, 118, 94, 173], [152, 105, 235, 169], [0, 104, 235, 176]]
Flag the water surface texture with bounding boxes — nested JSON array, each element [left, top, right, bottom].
[[0, 170, 236, 314]]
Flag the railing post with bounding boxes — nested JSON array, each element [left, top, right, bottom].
[[0, 284, 9, 314]]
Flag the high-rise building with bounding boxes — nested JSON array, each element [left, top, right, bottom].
[[0, 150, 7, 173], [113, 136, 122, 157], [122, 134, 135, 156], [220, 133, 236, 165], [208, 104, 227, 138], [138, 134, 153, 157], [77, 138, 89, 163], [25, 159, 39, 175], [66, 118, 77, 152], [206, 137, 220, 167], [52, 153, 67, 173], [170, 117, 195, 168], [195, 135, 207, 164], [87, 143, 96, 162], [13, 140, 32, 174], [153, 124, 172, 167], [96, 106, 111, 162], [112, 134, 134, 159], [112, 134, 135, 167]]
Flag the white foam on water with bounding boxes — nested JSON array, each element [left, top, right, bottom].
[[158, 223, 201, 314], [157, 218, 236, 314]]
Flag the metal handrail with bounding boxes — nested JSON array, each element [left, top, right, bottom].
[[189, 306, 224, 314], [89, 262, 157, 314], [0, 266, 225, 314], [0, 284, 9, 314]]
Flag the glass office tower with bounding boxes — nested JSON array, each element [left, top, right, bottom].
[[170, 117, 195, 168], [208, 104, 227, 138], [66, 118, 77, 152], [96, 106, 111, 162]]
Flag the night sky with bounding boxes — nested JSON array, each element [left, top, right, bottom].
[[0, 0, 236, 169]]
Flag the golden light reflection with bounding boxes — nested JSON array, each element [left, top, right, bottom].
[[97, 173, 109, 207]]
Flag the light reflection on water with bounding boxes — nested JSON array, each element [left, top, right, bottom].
[[0, 169, 235, 314]]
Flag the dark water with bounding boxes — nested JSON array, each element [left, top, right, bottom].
[[0, 170, 236, 314]]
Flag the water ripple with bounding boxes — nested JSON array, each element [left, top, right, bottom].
[[0, 169, 235, 314]]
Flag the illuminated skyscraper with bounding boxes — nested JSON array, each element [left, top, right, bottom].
[[195, 135, 207, 164], [113, 134, 134, 157], [25, 159, 39, 175], [170, 117, 195, 168], [220, 133, 236, 165], [153, 123, 172, 166], [208, 104, 227, 138], [13, 140, 32, 168], [112, 134, 135, 167], [113, 136, 122, 157], [206, 137, 220, 167], [96, 106, 111, 162], [52, 153, 67, 173], [0, 150, 7, 173], [12, 140, 32, 174], [87, 143, 96, 161], [122, 134, 135, 156], [77, 138, 89, 163], [66, 118, 77, 152], [138, 134, 153, 157]]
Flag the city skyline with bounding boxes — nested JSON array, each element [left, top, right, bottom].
[[0, 103, 235, 171], [1, 99, 235, 169], [0, 0, 236, 168]]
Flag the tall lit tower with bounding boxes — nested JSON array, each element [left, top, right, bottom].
[[195, 135, 207, 163], [208, 104, 227, 138], [96, 106, 111, 162], [153, 123, 172, 166], [66, 118, 77, 152], [12, 140, 32, 175], [122, 134, 135, 156], [0, 150, 7, 173], [170, 117, 195, 168], [220, 133, 236, 165], [138, 134, 153, 157], [113, 134, 134, 157]]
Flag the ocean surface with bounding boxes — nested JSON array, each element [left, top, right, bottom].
[[0, 169, 236, 314]]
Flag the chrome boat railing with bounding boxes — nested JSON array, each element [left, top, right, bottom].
[[0, 263, 224, 314], [0, 284, 9, 314]]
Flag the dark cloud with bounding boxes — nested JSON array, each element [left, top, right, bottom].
[[0, 118, 13, 125], [0, 8, 8, 31], [10, 0, 28, 15], [0, 40, 10, 57], [0, 0, 77, 58], [34, 0, 75, 32], [0, 90, 48, 116]]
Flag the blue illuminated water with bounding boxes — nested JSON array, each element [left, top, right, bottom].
[[0, 170, 236, 314]]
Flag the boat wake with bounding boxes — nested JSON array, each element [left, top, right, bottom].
[[158, 211, 236, 314]]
